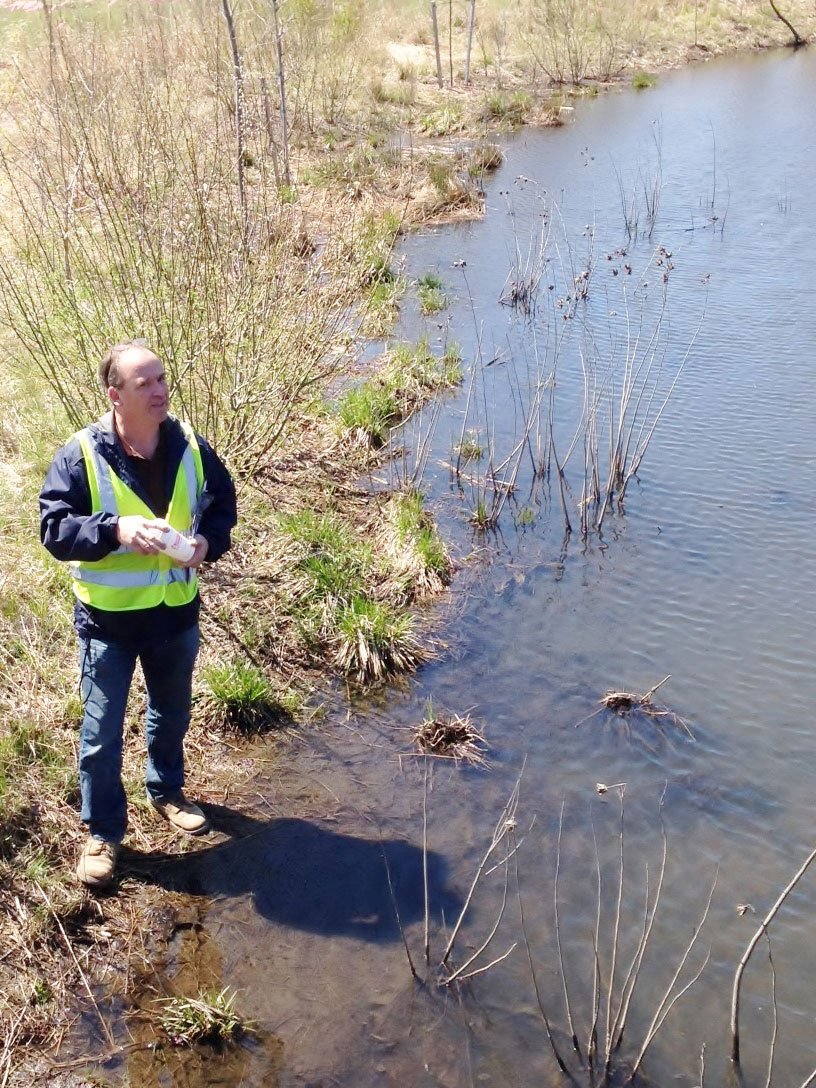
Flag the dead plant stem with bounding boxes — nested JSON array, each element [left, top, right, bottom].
[[630, 869, 718, 1078], [731, 844, 816, 1064], [514, 838, 572, 1076], [423, 756, 431, 964], [440, 775, 520, 967], [764, 934, 777, 1088], [34, 882, 115, 1049], [604, 789, 625, 1069], [555, 800, 581, 1055]]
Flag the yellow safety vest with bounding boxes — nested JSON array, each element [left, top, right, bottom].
[[68, 417, 204, 612]]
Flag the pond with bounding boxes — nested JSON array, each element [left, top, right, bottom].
[[101, 46, 816, 1088]]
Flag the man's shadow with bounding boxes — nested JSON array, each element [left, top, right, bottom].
[[125, 804, 463, 943]]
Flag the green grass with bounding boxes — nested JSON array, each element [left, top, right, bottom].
[[279, 508, 370, 640], [632, 70, 657, 89], [418, 107, 464, 136], [418, 272, 448, 314], [457, 432, 484, 462], [336, 383, 398, 446], [201, 660, 299, 733], [419, 286, 447, 313], [158, 988, 250, 1047], [481, 91, 530, 124], [334, 337, 462, 447], [386, 489, 451, 594], [278, 495, 445, 681], [418, 271, 444, 291], [333, 597, 423, 682]]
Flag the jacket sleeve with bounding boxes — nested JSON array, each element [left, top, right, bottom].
[[39, 439, 121, 562], [196, 437, 237, 564]]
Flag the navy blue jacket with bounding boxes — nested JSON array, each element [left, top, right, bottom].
[[40, 413, 237, 645]]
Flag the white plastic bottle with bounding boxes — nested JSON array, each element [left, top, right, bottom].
[[156, 525, 196, 563]]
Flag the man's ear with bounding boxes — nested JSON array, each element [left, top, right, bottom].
[[107, 386, 120, 407]]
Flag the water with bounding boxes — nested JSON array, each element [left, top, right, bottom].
[[105, 49, 816, 1087]]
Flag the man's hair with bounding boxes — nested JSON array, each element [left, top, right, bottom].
[[98, 339, 155, 393]]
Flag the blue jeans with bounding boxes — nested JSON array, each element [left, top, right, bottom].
[[78, 625, 200, 843]]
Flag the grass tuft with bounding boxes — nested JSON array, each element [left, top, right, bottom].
[[481, 90, 531, 124], [385, 489, 452, 596], [158, 988, 251, 1047], [200, 660, 299, 734], [333, 597, 425, 683], [413, 700, 487, 765], [457, 432, 484, 463], [418, 272, 448, 314], [335, 337, 462, 447], [418, 107, 464, 136], [468, 142, 504, 173], [632, 70, 657, 89]]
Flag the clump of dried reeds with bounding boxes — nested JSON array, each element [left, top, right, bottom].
[[598, 675, 694, 739], [413, 703, 487, 765]]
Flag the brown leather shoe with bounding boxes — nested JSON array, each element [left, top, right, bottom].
[[149, 792, 209, 835], [76, 838, 119, 888]]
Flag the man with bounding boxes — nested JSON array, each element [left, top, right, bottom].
[[40, 341, 237, 888]]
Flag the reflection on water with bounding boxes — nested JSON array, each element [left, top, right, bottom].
[[83, 47, 816, 1087]]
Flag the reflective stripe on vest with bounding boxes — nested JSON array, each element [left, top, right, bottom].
[[69, 418, 204, 612]]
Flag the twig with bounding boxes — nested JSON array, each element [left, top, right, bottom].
[[604, 788, 626, 1068], [423, 756, 431, 965], [555, 800, 581, 1055], [587, 808, 602, 1067], [220, 0, 248, 246], [34, 882, 115, 1048], [440, 774, 521, 967], [380, 841, 419, 981], [764, 934, 777, 1088], [611, 812, 668, 1051], [0, 1005, 28, 1088], [731, 844, 816, 1063], [630, 870, 718, 1077], [514, 836, 573, 1077], [643, 674, 671, 701], [449, 943, 517, 983], [443, 850, 512, 985]]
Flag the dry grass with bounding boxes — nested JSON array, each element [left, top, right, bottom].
[[575, 675, 695, 742], [413, 704, 488, 765]]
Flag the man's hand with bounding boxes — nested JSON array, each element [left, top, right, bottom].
[[180, 534, 209, 569], [116, 515, 165, 554]]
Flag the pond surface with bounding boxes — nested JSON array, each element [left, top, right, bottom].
[[104, 47, 816, 1088]]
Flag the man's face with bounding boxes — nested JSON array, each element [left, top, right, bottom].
[[109, 348, 169, 429]]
